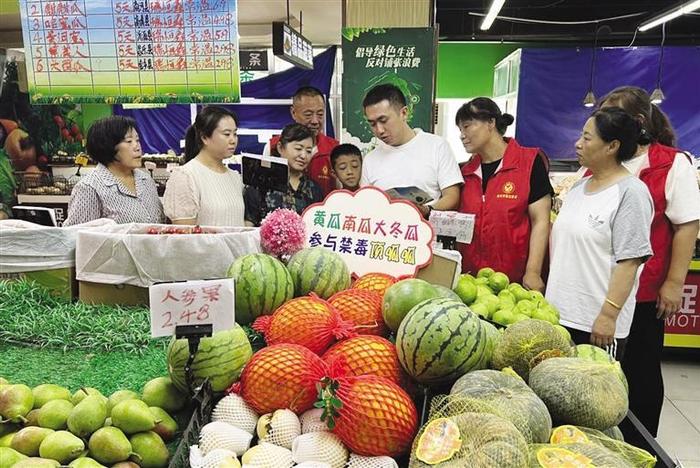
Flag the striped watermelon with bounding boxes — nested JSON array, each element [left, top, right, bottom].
[[286, 248, 351, 299], [167, 325, 253, 393], [226, 253, 294, 325], [396, 297, 489, 385]]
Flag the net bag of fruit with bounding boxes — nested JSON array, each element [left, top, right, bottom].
[[528, 442, 635, 468], [449, 369, 552, 443], [550, 425, 656, 468], [328, 288, 387, 336], [408, 394, 529, 467], [252, 294, 356, 355]]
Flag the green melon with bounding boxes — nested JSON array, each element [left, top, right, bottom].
[[572, 344, 629, 393], [450, 369, 552, 443], [396, 297, 488, 385], [529, 357, 628, 431], [603, 426, 624, 441], [286, 248, 351, 299], [432, 284, 462, 302], [383, 279, 440, 332], [227, 253, 294, 325], [477, 320, 500, 369], [491, 319, 572, 380], [167, 326, 252, 393]]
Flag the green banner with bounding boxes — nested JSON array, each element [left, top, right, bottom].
[[341, 27, 436, 151]]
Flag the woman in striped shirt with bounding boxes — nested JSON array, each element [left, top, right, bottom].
[[64, 116, 164, 226], [163, 106, 245, 226]]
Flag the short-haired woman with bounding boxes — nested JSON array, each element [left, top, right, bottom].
[[456, 97, 553, 290], [163, 106, 245, 226], [244, 123, 323, 226], [64, 116, 164, 226], [546, 107, 654, 359]]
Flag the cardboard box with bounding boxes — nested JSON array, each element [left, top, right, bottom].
[[416, 249, 461, 288], [78, 281, 149, 306], [0, 267, 77, 300]]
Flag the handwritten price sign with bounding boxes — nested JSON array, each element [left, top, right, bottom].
[[149, 278, 235, 338]]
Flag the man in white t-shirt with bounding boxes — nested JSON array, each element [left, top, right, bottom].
[[359, 84, 463, 217]]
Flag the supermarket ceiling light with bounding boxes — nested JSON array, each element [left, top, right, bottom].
[[638, 0, 700, 32], [480, 0, 507, 31]]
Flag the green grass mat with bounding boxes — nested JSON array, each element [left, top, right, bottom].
[[0, 341, 169, 395]]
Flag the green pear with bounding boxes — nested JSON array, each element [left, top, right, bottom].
[[106, 391, 140, 415], [110, 400, 157, 434], [10, 426, 54, 457], [141, 377, 186, 413], [88, 427, 132, 465], [32, 384, 72, 409], [148, 407, 178, 442], [38, 399, 74, 430], [67, 395, 107, 438], [11, 457, 60, 467], [72, 388, 106, 406], [68, 457, 107, 468], [24, 409, 41, 426], [39, 430, 84, 464], [111, 463, 140, 468], [0, 431, 16, 447], [0, 384, 34, 422], [129, 432, 169, 468], [0, 447, 27, 468]]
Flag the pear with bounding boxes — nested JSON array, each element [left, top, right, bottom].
[[106, 391, 139, 415], [129, 432, 169, 468], [111, 463, 140, 468], [67, 395, 107, 438], [38, 399, 74, 430], [0, 446, 27, 467], [88, 427, 132, 465], [68, 457, 107, 468], [10, 426, 54, 456], [0, 378, 9, 385], [72, 388, 106, 406], [141, 377, 186, 413], [0, 431, 16, 447], [11, 457, 60, 467], [39, 430, 85, 464], [0, 384, 34, 422], [32, 384, 72, 409], [111, 400, 157, 434], [148, 407, 178, 442], [24, 409, 41, 426]]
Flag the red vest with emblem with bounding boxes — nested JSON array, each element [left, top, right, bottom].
[[269, 133, 339, 197], [635, 143, 689, 302], [458, 138, 544, 283]]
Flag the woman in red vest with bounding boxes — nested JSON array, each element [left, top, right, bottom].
[[456, 98, 552, 291], [600, 86, 700, 437]]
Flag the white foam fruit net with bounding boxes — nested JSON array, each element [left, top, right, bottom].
[[300, 408, 330, 434], [199, 421, 253, 456], [241, 442, 294, 468], [292, 432, 349, 468], [212, 393, 260, 435], [346, 454, 399, 468], [257, 409, 301, 449]]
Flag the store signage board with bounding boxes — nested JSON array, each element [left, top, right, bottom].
[[664, 273, 700, 348], [272, 22, 313, 70], [240, 50, 268, 71], [429, 211, 475, 244], [19, 0, 241, 104], [302, 187, 434, 277], [149, 278, 235, 338]]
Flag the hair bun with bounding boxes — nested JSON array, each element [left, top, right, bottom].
[[499, 113, 515, 127], [637, 127, 652, 145]]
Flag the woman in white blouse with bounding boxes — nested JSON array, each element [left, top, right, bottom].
[[164, 106, 245, 226], [64, 116, 164, 226]]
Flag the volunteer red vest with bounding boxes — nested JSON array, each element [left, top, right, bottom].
[[269, 133, 339, 197], [458, 138, 543, 283], [636, 143, 690, 302]]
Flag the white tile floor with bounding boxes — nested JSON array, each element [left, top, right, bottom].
[[658, 360, 700, 468]]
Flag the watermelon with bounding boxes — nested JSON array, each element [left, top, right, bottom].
[[382, 279, 440, 332], [450, 369, 552, 443], [286, 248, 351, 299], [432, 284, 461, 302], [227, 253, 294, 325], [167, 326, 253, 393], [396, 297, 488, 385], [528, 357, 628, 431]]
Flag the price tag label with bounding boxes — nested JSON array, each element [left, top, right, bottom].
[[429, 211, 476, 244], [75, 154, 89, 166], [149, 278, 235, 338]]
